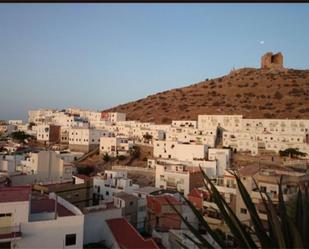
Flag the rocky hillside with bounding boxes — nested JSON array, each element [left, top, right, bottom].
[[104, 67, 309, 124]]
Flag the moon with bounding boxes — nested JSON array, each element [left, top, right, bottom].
[[260, 40, 265, 45]]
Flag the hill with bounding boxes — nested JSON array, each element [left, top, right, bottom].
[[104, 67, 309, 124]]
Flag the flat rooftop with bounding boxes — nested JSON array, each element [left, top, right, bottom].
[[31, 198, 75, 217], [0, 186, 31, 203], [133, 186, 160, 195]]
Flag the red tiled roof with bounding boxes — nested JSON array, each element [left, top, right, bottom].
[[0, 186, 31, 203], [238, 165, 260, 176], [107, 218, 160, 249], [149, 195, 182, 206], [31, 199, 75, 217], [188, 188, 209, 199]]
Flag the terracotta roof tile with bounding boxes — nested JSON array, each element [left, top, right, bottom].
[[107, 218, 160, 249]]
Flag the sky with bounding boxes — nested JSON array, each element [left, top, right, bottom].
[[0, 4, 309, 121]]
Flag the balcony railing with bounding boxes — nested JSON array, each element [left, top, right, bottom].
[[0, 225, 22, 240], [166, 182, 177, 188]]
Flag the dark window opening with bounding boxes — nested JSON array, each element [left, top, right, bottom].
[[65, 234, 76, 246]]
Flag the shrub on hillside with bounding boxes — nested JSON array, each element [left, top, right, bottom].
[[274, 91, 283, 100]]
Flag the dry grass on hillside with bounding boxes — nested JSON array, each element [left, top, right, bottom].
[[105, 68, 309, 123]]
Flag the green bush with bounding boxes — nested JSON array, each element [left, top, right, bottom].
[[279, 148, 307, 158], [76, 166, 94, 176], [103, 153, 110, 162], [11, 131, 34, 142]]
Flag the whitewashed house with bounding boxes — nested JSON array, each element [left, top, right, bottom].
[[69, 127, 113, 153], [154, 140, 208, 161], [0, 187, 84, 249], [100, 136, 134, 157], [93, 170, 139, 201]]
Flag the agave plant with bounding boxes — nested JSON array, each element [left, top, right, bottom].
[[166, 166, 309, 249]]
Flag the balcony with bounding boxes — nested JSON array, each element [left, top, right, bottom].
[[204, 215, 222, 225], [251, 190, 288, 203], [166, 181, 177, 188], [203, 201, 219, 210], [216, 185, 237, 195], [0, 225, 22, 242]]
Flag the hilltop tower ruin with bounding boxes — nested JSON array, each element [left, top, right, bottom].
[[261, 52, 284, 70]]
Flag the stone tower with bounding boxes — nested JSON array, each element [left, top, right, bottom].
[[261, 52, 284, 70]]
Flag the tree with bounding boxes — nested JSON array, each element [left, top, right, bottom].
[[76, 166, 94, 176], [129, 146, 140, 159], [143, 133, 153, 142], [11, 131, 34, 143], [103, 152, 110, 162], [28, 122, 35, 130], [167, 168, 309, 249], [279, 148, 307, 158]]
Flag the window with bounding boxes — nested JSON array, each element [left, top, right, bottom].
[[65, 234, 76, 246], [240, 208, 247, 214], [0, 213, 12, 217], [260, 186, 267, 193]]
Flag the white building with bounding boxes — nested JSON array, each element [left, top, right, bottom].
[[83, 204, 122, 245], [14, 151, 73, 185], [100, 136, 134, 156], [93, 170, 139, 201], [166, 127, 216, 147], [0, 155, 25, 176], [8, 120, 22, 125], [208, 148, 232, 176], [36, 124, 61, 143], [155, 162, 204, 196], [0, 187, 84, 249], [28, 109, 55, 124], [171, 120, 197, 128], [154, 140, 208, 161], [69, 128, 112, 153], [242, 119, 309, 135], [198, 115, 243, 132], [101, 112, 126, 123], [149, 158, 217, 178]]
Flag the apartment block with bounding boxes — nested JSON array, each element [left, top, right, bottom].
[[0, 187, 84, 249], [100, 136, 134, 157], [36, 124, 61, 143], [154, 140, 208, 161], [69, 128, 112, 153], [155, 162, 204, 196], [93, 170, 139, 202]]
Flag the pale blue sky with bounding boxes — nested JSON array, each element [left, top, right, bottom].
[[0, 4, 308, 121]]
